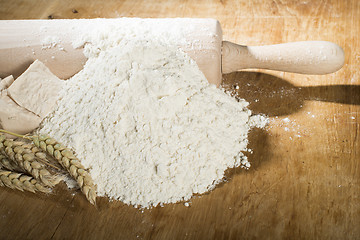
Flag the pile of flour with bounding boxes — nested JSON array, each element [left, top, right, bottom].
[[39, 19, 266, 208]]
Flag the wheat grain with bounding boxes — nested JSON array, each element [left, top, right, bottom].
[[0, 154, 22, 171], [0, 133, 5, 148], [0, 135, 20, 171], [0, 169, 51, 193], [22, 144, 63, 171]]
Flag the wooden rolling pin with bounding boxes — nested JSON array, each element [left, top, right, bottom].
[[0, 19, 344, 86]]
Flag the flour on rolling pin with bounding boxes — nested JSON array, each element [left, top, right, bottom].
[[0, 18, 346, 207], [0, 18, 222, 85], [1, 19, 267, 208], [38, 19, 267, 208]]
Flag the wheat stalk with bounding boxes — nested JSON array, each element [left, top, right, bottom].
[[0, 130, 97, 205], [0, 169, 51, 193], [0, 138, 61, 188]]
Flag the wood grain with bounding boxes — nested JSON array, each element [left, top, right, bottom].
[[0, 0, 359, 239]]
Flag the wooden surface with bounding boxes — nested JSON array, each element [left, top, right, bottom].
[[0, 0, 359, 239]]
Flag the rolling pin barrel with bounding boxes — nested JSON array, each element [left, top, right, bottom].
[[222, 41, 345, 75]]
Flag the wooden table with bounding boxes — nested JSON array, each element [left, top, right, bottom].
[[0, 0, 359, 239]]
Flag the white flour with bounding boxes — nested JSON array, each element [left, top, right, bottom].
[[41, 36, 62, 49], [39, 20, 267, 208]]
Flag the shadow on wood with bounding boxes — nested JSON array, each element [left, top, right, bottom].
[[300, 85, 360, 105], [223, 72, 360, 117], [223, 127, 271, 182]]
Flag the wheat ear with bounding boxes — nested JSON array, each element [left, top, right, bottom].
[[0, 169, 51, 193], [0, 130, 97, 205], [0, 137, 60, 187], [33, 136, 97, 205]]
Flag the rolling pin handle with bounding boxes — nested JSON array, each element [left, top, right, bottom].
[[221, 41, 345, 75]]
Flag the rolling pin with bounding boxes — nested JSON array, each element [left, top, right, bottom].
[[0, 18, 344, 86]]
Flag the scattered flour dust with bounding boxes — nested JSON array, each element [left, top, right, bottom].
[[39, 19, 268, 208], [41, 36, 62, 49]]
